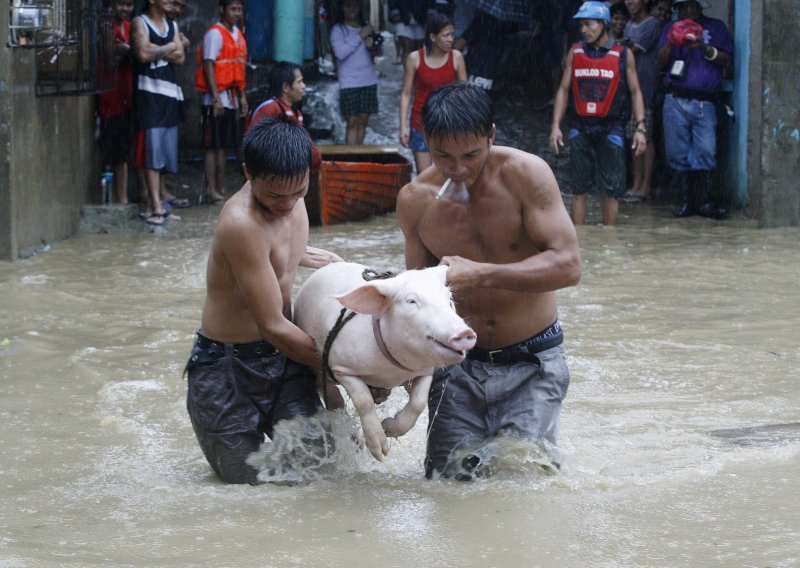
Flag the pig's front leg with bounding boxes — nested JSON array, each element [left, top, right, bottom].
[[382, 375, 433, 438], [337, 374, 389, 461]]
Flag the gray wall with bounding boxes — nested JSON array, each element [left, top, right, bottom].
[[1, 8, 97, 261], [756, 0, 800, 227]]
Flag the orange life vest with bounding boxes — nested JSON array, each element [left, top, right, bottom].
[[570, 42, 624, 118], [195, 23, 247, 93]]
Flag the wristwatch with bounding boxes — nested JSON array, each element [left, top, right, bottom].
[[636, 127, 647, 135]]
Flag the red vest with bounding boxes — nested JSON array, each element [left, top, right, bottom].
[[195, 23, 247, 93], [570, 43, 623, 118]]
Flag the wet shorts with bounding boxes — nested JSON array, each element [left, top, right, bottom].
[[135, 126, 179, 173], [339, 84, 378, 118], [425, 323, 570, 479], [569, 126, 627, 198], [408, 128, 429, 153], [185, 331, 322, 484], [202, 106, 240, 151]]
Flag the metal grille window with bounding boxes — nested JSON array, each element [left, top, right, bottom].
[[9, 0, 116, 96]]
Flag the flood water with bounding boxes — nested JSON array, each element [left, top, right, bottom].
[[2, 37, 799, 568], [2, 205, 799, 567]]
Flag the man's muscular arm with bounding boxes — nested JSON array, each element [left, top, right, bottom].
[[218, 216, 321, 369], [300, 246, 343, 268], [131, 17, 178, 63]]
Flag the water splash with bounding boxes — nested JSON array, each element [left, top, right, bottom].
[[438, 437, 570, 481], [246, 410, 368, 484]]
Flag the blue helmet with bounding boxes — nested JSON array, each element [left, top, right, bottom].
[[573, 1, 611, 23]]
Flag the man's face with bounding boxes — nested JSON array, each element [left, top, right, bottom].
[[170, 0, 187, 18], [653, 0, 672, 26], [284, 69, 306, 104], [221, 1, 243, 27], [579, 19, 607, 45], [611, 12, 628, 35], [426, 128, 495, 189], [625, 0, 645, 17], [247, 170, 310, 218], [676, 1, 702, 21], [114, 0, 134, 19]]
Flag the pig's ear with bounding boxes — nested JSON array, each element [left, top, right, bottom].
[[336, 283, 389, 315], [431, 265, 448, 284]]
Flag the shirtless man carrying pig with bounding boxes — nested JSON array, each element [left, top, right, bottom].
[[397, 82, 582, 479], [184, 117, 342, 484]]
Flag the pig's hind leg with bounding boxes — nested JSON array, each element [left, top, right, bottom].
[[337, 374, 389, 461], [382, 375, 432, 438]]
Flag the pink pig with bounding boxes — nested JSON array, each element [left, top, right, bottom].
[[294, 262, 477, 461]]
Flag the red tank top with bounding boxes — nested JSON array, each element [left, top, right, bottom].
[[410, 48, 456, 131]]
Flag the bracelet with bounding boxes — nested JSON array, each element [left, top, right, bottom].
[[636, 119, 646, 125], [704, 46, 718, 61], [636, 127, 647, 135]]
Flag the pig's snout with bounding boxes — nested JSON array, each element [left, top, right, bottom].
[[448, 328, 477, 353]]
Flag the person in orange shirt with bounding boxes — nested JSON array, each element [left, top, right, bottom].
[[196, 0, 248, 204]]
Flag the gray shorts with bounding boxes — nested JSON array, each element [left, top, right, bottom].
[[425, 345, 570, 479], [185, 333, 322, 484], [138, 126, 179, 173]]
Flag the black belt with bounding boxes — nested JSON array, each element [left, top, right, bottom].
[[668, 87, 718, 103], [466, 321, 563, 365], [194, 331, 278, 359]]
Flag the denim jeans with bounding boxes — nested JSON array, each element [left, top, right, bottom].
[[662, 93, 718, 171]]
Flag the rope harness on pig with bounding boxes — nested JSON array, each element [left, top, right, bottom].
[[320, 268, 396, 408]]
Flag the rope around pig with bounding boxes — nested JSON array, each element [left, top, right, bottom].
[[320, 268, 395, 408]]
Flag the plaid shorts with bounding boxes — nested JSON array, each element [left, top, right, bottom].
[[339, 84, 378, 118], [626, 107, 654, 140]]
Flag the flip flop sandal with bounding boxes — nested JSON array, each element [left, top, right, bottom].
[[166, 197, 191, 208], [145, 213, 164, 225]]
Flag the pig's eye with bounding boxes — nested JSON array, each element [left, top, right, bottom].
[[406, 294, 419, 306]]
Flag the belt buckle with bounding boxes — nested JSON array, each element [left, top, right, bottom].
[[488, 349, 502, 365]]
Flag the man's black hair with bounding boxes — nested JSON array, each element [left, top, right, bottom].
[[219, 0, 242, 7], [268, 61, 301, 100], [422, 82, 493, 141], [242, 117, 312, 180], [610, 3, 630, 18]]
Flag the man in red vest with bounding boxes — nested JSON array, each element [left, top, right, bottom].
[[550, 1, 647, 226], [196, 0, 248, 204]]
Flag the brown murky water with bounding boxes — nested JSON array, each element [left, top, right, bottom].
[[2, 32, 798, 568], [1, 203, 798, 567]]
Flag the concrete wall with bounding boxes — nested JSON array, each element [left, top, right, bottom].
[[756, 0, 800, 227], [0, 46, 98, 260], [0, 9, 97, 261]]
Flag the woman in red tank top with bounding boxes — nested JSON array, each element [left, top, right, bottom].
[[399, 13, 467, 174]]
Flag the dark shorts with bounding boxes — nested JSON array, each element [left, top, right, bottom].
[[425, 322, 570, 479], [202, 106, 240, 151], [339, 84, 378, 118], [185, 332, 322, 484], [569, 126, 627, 198], [100, 112, 132, 166]]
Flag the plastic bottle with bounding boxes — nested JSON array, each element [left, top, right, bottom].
[[100, 168, 114, 204]]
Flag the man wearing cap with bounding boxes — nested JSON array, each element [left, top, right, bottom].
[[550, 1, 647, 226], [657, 0, 732, 219]]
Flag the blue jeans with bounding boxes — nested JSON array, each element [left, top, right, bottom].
[[662, 93, 718, 171]]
